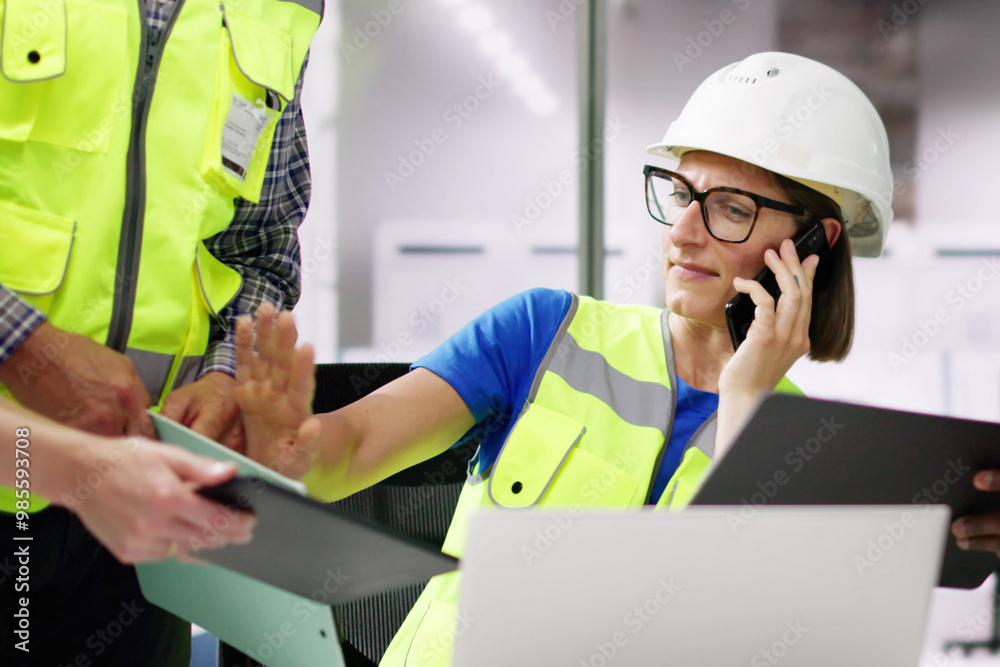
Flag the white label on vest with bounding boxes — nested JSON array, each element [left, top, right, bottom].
[[221, 95, 270, 181]]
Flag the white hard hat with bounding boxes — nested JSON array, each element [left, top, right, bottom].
[[646, 52, 893, 258]]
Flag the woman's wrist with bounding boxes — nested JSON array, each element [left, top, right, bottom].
[[715, 387, 769, 459]]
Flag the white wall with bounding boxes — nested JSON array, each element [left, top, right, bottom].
[[297, 7, 341, 362]]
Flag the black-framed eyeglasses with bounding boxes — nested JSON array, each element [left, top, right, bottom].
[[643, 164, 812, 243]]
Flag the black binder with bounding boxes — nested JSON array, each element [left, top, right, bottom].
[[691, 393, 1000, 588], [197, 476, 458, 602]]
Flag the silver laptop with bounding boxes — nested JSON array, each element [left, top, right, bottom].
[[455, 506, 950, 667]]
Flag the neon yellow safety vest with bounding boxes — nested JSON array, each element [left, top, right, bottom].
[[0, 0, 321, 513], [376, 295, 802, 667]]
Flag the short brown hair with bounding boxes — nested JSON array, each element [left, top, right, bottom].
[[770, 173, 855, 362]]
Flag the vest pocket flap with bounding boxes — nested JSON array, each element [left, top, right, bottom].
[[0, 0, 67, 82], [0, 200, 74, 295], [488, 403, 586, 509], [222, 6, 295, 102], [195, 243, 243, 326]]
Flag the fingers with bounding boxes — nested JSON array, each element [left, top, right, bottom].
[[173, 502, 256, 549], [252, 303, 277, 383], [160, 390, 193, 425], [174, 551, 211, 566], [953, 514, 1000, 553], [189, 406, 230, 441], [108, 495, 254, 564], [161, 491, 256, 550], [218, 421, 247, 454], [235, 315, 255, 384], [737, 239, 815, 354], [950, 471, 1000, 555], [288, 342, 316, 413], [120, 362, 155, 437], [253, 306, 298, 392], [297, 415, 322, 449], [954, 537, 1000, 554], [731, 276, 776, 340], [164, 447, 237, 485], [789, 243, 820, 337], [770, 240, 815, 336], [269, 312, 299, 392], [125, 409, 156, 439], [125, 502, 255, 563], [974, 470, 1000, 492]]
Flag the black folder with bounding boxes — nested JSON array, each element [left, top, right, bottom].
[[196, 476, 458, 602], [691, 393, 1000, 588]]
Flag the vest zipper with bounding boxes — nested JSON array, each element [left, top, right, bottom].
[[107, 0, 186, 351]]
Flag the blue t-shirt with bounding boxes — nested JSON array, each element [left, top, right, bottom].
[[412, 288, 717, 503], [648, 375, 719, 504]]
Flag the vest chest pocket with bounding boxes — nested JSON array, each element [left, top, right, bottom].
[[0, 199, 75, 308], [200, 6, 295, 204], [487, 403, 639, 509], [0, 0, 126, 153]]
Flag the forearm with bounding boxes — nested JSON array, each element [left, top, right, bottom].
[[303, 409, 438, 501], [0, 396, 102, 502], [300, 410, 366, 501], [714, 389, 764, 460], [303, 372, 474, 501]]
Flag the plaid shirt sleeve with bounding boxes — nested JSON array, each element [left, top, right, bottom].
[[0, 290, 47, 366], [199, 61, 312, 378]]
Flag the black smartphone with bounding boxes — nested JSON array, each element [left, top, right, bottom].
[[724, 219, 830, 351]]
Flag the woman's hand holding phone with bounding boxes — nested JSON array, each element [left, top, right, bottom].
[[718, 237, 820, 399], [714, 238, 821, 456]]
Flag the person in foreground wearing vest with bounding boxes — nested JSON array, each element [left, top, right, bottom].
[[238, 52, 893, 667], [0, 0, 322, 664]]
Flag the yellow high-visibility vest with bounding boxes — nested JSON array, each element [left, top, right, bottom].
[[374, 295, 802, 667], [0, 0, 321, 513]]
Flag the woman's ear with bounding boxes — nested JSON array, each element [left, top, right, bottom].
[[821, 217, 842, 248]]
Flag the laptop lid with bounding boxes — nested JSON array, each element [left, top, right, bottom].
[[454, 506, 949, 667], [690, 393, 1000, 588]]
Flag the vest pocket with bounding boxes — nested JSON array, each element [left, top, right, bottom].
[[200, 5, 295, 203], [488, 403, 638, 508], [0, 0, 125, 152], [0, 199, 75, 300], [194, 242, 244, 330]]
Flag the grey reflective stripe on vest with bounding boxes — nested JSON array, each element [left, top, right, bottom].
[[525, 295, 579, 403], [547, 332, 673, 437], [661, 307, 717, 461], [126, 349, 174, 401], [172, 355, 204, 391], [665, 411, 717, 509], [276, 0, 324, 17], [686, 411, 717, 459], [125, 349, 203, 403]]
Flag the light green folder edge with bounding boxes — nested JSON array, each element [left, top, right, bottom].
[[136, 411, 344, 667]]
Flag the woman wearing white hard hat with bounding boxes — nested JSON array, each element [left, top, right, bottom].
[[234, 53, 897, 666]]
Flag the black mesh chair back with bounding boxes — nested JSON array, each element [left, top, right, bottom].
[[220, 362, 471, 667]]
